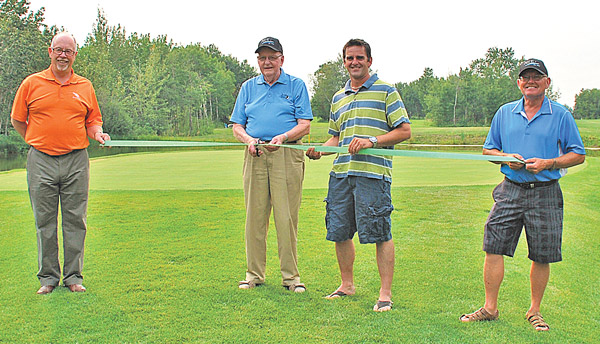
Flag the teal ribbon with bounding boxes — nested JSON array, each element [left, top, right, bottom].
[[102, 140, 523, 163]]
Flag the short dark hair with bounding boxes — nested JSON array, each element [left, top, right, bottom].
[[343, 38, 371, 60]]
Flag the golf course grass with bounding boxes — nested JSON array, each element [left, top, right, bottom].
[[0, 149, 597, 343]]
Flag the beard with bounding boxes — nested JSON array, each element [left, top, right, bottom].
[[55, 59, 70, 72]]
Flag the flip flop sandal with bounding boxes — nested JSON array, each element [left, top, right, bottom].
[[527, 312, 550, 331], [373, 300, 393, 312], [283, 283, 306, 293], [325, 290, 348, 299], [460, 307, 499, 322]]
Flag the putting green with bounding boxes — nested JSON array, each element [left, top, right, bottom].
[[0, 149, 586, 191]]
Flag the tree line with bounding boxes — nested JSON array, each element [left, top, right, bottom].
[[2, 0, 599, 156], [1, 0, 256, 143], [311, 48, 600, 125]]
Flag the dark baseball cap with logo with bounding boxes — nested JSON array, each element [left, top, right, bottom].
[[255, 37, 283, 53], [519, 58, 548, 76]]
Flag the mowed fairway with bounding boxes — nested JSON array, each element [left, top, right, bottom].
[[0, 149, 598, 343]]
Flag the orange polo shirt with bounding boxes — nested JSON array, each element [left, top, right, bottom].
[[11, 67, 103, 156]]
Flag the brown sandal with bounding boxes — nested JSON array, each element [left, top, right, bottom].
[[238, 280, 261, 289], [460, 307, 499, 322], [283, 283, 306, 293], [527, 312, 549, 331]]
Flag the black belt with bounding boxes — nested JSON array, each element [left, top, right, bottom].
[[261, 140, 297, 144], [505, 177, 557, 189]]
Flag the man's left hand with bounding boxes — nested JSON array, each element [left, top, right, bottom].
[[348, 137, 373, 155], [525, 158, 552, 174], [94, 132, 111, 145], [264, 135, 285, 152]]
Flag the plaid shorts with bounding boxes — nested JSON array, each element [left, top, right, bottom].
[[483, 179, 563, 263], [324, 176, 393, 244]]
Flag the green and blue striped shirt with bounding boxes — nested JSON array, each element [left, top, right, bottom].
[[328, 74, 410, 181]]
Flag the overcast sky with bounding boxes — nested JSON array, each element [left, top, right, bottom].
[[29, 0, 599, 107]]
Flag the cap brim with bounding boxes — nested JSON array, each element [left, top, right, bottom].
[[519, 67, 547, 76], [255, 45, 281, 53]]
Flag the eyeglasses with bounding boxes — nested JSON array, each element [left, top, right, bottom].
[[519, 75, 546, 82], [257, 55, 282, 62], [51, 47, 76, 57]]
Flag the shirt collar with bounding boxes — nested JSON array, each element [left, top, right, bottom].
[[344, 73, 379, 94], [258, 68, 288, 85], [512, 96, 553, 117], [40, 67, 79, 85]]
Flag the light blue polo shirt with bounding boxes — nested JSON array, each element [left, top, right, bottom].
[[483, 96, 585, 182], [230, 68, 313, 140]]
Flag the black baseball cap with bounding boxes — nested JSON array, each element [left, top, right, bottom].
[[255, 37, 283, 53], [519, 58, 548, 76]]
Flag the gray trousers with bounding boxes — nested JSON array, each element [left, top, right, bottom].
[[27, 147, 89, 286]]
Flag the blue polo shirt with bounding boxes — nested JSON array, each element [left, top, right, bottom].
[[483, 96, 585, 182], [230, 68, 313, 140]]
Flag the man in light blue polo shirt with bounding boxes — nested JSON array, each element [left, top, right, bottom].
[[460, 59, 585, 331], [231, 37, 312, 292]]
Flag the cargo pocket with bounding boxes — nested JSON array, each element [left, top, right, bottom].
[[360, 202, 394, 243]]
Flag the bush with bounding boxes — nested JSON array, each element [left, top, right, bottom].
[[0, 131, 28, 157]]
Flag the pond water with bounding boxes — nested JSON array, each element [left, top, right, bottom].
[[0, 145, 180, 172]]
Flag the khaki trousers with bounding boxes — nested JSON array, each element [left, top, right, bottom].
[[27, 147, 89, 287], [243, 146, 305, 286]]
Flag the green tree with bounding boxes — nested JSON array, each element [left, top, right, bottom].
[[162, 46, 208, 135], [76, 9, 130, 136], [469, 47, 519, 79], [0, 0, 54, 134], [425, 47, 524, 126], [310, 54, 347, 121], [205, 43, 257, 97], [424, 77, 456, 126], [573, 88, 600, 119], [124, 44, 169, 136], [396, 67, 437, 119]]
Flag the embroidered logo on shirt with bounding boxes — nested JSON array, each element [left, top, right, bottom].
[[72, 92, 81, 99]]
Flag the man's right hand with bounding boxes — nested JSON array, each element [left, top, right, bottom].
[[506, 153, 525, 170], [248, 139, 262, 157], [305, 147, 321, 160]]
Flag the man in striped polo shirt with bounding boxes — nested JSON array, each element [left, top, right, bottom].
[[306, 38, 411, 312]]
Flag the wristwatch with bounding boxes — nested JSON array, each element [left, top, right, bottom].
[[368, 136, 378, 148]]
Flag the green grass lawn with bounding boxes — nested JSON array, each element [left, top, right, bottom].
[[0, 151, 598, 343]]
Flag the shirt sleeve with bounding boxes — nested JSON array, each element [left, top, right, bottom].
[[386, 88, 410, 128], [292, 80, 313, 120], [483, 108, 503, 151], [10, 78, 30, 122], [560, 111, 586, 155], [85, 84, 103, 127], [328, 97, 340, 137]]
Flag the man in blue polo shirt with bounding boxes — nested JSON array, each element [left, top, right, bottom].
[[231, 37, 313, 292], [460, 59, 585, 331]]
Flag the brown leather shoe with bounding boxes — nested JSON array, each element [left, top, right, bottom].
[[37, 285, 55, 295], [67, 284, 86, 292]]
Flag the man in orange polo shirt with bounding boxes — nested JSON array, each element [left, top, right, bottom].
[[11, 32, 110, 295]]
